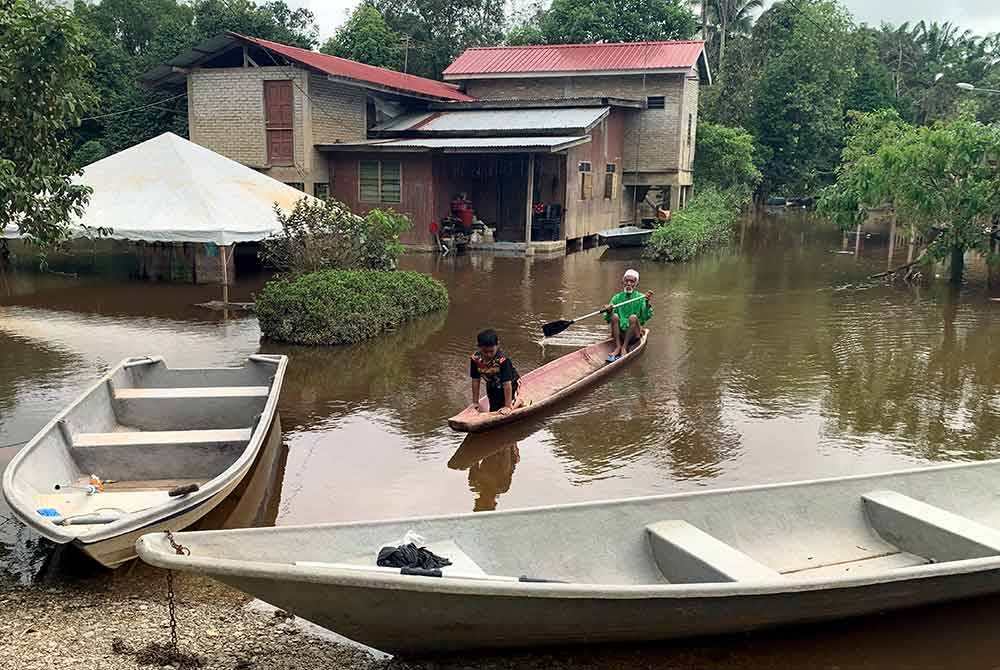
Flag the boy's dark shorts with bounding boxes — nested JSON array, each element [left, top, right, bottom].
[[486, 380, 520, 412]]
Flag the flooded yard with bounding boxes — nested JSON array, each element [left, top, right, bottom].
[[4, 210, 1000, 666]]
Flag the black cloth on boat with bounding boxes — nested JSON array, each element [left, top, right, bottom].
[[377, 543, 452, 570]]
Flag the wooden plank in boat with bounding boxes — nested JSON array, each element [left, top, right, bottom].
[[114, 386, 269, 399], [102, 478, 204, 491], [74, 428, 252, 448], [646, 520, 780, 583]]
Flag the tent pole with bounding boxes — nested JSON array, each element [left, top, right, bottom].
[[221, 244, 230, 307]]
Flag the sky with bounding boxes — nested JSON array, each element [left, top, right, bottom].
[[291, 0, 1000, 42]]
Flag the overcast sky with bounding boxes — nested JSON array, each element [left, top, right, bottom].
[[291, 0, 1000, 43]]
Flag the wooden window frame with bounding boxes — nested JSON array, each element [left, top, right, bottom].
[[359, 159, 402, 204], [604, 163, 617, 200], [578, 161, 593, 201]]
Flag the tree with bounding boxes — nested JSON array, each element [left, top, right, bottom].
[[1, 0, 95, 246], [694, 0, 763, 77], [693, 122, 761, 194], [321, 4, 404, 71], [845, 27, 895, 114], [750, 0, 856, 196], [539, 0, 698, 44], [818, 110, 1000, 284], [376, 0, 505, 79]]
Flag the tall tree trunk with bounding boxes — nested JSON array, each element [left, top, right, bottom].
[[702, 0, 708, 41], [949, 245, 965, 284], [718, 15, 727, 78]]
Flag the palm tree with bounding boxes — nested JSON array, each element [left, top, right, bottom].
[[691, 0, 764, 76]]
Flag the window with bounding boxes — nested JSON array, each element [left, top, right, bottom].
[[359, 160, 402, 203], [285, 182, 304, 192], [264, 80, 294, 166], [687, 113, 693, 145], [604, 163, 617, 200], [313, 182, 329, 200], [578, 161, 593, 200], [646, 95, 665, 110]]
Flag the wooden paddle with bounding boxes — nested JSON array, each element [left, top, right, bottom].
[[542, 292, 649, 338]]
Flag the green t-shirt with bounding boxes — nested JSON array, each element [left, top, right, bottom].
[[604, 291, 653, 327]]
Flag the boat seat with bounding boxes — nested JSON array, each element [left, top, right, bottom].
[[863, 490, 1000, 562], [114, 386, 269, 400], [73, 428, 252, 448], [646, 520, 780, 583], [70, 429, 251, 480]]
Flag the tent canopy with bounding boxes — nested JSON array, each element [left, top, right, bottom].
[[4, 132, 315, 245]]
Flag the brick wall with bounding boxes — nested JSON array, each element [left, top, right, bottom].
[[188, 67, 370, 196], [563, 111, 626, 239], [463, 73, 690, 175]]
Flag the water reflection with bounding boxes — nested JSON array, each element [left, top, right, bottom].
[[449, 438, 520, 511]]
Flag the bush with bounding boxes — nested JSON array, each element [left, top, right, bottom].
[[644, 187, 745, 262], [255, 269, 449, 345], [260, 197, 410, 273]]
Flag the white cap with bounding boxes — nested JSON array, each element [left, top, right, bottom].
[[623, 269, 639, 282]]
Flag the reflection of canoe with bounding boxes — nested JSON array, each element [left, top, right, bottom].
[[598, 226, 654, 248], [1, 354, 286, 568], [448, 329, 649, 433], [139, 457, 1000, 654]]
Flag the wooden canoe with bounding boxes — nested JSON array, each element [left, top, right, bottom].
[[597, 226, 654, 248], [1, 354, 286, 568], [138, 457, 1000, 655], [448, 329, 649, 433]]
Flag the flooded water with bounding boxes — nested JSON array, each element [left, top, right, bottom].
[[4, 210, 1000, 663]]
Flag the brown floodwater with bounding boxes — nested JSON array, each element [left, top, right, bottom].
[[3, 210, 1000, 664]]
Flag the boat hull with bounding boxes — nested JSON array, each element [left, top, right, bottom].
[[448, 329, 648, 432], [205, 567, 1000, 654], [598, 227, 654, 248]]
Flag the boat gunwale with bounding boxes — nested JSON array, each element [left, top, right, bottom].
[[138, 454, 1000, 599], [1, 354, 287, 546], [449, 329, 649, 432]]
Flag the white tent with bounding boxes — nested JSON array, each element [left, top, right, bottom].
[[3, 132, 315, 245]]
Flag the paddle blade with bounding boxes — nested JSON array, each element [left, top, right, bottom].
[[542, 319, 574, 338]]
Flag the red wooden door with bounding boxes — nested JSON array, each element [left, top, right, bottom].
[[264, 81, 293, 165]]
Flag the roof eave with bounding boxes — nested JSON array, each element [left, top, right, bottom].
[[443, 67, 692, 81], [317, 136, 591, 154], [325, 75, 469, 103]]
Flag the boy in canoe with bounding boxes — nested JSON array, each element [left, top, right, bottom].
[[605, 269, 653, 362], [469, 329, 526, 415]]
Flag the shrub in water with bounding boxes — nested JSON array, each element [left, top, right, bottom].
[[255, 269, 449, 345], [644, 187, 745, 262]]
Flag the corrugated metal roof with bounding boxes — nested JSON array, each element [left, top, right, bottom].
[[141, 32, 473, 102], [319, 136, 590, 153], [372, 107, 609, 133], [234, 34, 473, 101], [443, 41, 706, 79]]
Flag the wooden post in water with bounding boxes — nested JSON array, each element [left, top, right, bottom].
[[886, 217, 896, 269], [907, 223, 916, 264], [854, 223, 861, 256], [220, 244, 230, 307], [524, 154, 535, 255]]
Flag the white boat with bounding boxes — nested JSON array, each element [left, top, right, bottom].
[[2, 354, 286, 568], [138, 457, 1000, 654], [598, 226, 654, 248]]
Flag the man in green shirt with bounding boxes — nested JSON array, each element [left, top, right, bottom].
[[604, 268, 653, 362]]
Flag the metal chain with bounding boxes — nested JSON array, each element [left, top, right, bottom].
[[163, 531, 190, 655], [166, 568, 180, 654]]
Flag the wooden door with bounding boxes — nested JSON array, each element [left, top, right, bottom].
[[264, 81, 294, 165]]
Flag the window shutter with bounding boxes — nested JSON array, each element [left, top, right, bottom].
[[360, 161, 380, 201]]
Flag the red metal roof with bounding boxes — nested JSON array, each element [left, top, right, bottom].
[[231, 33, 474, 102], [443, 41, 706, 79]]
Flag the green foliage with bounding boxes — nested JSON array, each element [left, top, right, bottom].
[[71, 140, 109, 170], [645, 187, 744, 262], [521, 0, 698, 44], [321, 4, 403, 70], [255, 269, 449, 345], [1, 0, 95, 247], [751, 0, 857, 196], [505, 24, 545, 46], [818, 111, 1000, 282], [260, 197, 410, 273], [375, 0, 505, 79], [697, 0, 764, 78], [693, 122, 761, 193]]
